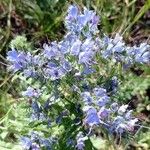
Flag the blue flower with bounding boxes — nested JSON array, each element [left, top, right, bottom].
[[30, 131, 39, 141], [81, 38, 94, 52], [7, 49, 19, 62], [64, 32, 78, 44], [7, 5, 143, 149], [11, 62, 23, 72], [22, 87, 41, 98], [84, 107, 100, 126], [46, 67, 66, 80], [62, 60, 72, 72], [76, 140, 85, 150], [25, 52, 33, 63], [81, 92, 93, 105], [93, 87, 107, 97], [81, 66, 95, 75], [110, 116, 125, 133], [78, 51, 94, 65], [32, 55, 43, 66], [77, 14, 88, 27], [47, 62, 58, 68], [68, 5, 78, 19], [83, 8, 95, 22], [91, 15, 99, 26], [70, 39, 81, 55], [98, 107, 111, 119], [20, 137, 32, 150], [135, 51, 150, 63], [97, 96, 110, 107], [7, 49, 27, 72], [112, 41, 125, 53], [65, 4, 100, 35], [23, 68, 36, 77], [102, 35, 125, 60], [43, 43, 60, 60]]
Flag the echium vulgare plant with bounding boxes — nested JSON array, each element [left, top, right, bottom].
[[7, 4, 150, 150]]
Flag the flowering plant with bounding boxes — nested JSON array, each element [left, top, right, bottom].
[[7, 4, 150, 150]]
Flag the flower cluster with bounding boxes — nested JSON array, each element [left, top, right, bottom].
[[6, 4, 148, 150], [7, 5, 149, 79], [81, 87, 138, 134], [65, 5, 99, 36], [7, 48, 43, 77], [101, 34, 150, 64], [21, 132, 57, 150]]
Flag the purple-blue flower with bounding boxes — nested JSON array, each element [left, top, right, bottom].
[[78, 51, 94, 65], [44, 67, 66, 80], [81, 92, 93, 105], [65, 4, 100, 35], [97, 96, 110, 107], [70, 39, 81, 56], [98, 107, 111, 119], [21, 137, 32, 150], [84, 107, 100, 126], [7, 49, 27, 72], [22, 87, 41, 98], [68, 5, 78, 19], [62, 60, 72, 72], [135, 51, 150, 63], [77, 14, 88, 27], [81, 38, 94, 52], [93, 87, 107, 97], [11, 62, 23, 72], [81, 66, 95, 75], [7, 49, 19, 62], [43, 43, 60, 60]]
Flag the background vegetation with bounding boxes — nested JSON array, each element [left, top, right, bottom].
[[0, 0, 150, 149]]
